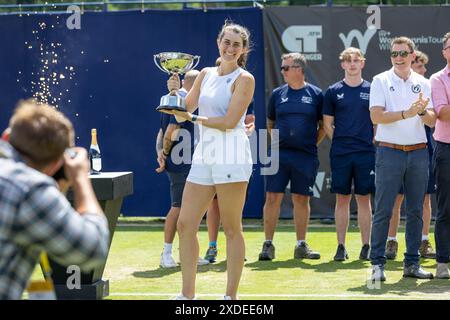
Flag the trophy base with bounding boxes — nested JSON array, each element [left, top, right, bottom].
[[156, 94, 186, 113], [156, 105, 188, 112]]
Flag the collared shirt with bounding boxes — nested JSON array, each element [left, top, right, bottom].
[[323, 79, 374, 156], [430, 65, 450, 143], [369, 67, 433, 145], [0, 141, 109, 300], [267, 83, 323, 156]]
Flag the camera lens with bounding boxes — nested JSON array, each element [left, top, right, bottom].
[[52, 165, 66, 180]]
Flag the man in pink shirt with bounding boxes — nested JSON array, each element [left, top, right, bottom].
[[430, 32, 450, 279]]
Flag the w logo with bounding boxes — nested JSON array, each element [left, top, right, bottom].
[[338, 5, 381, 54], [339, 27, 377, 55]]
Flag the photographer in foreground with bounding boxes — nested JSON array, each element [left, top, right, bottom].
[[0, 100, 109, 300]]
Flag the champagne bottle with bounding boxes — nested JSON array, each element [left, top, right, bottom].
[[89, 128, 102, 174]]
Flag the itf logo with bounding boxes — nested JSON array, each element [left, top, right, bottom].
[[282, 26, 323, 61]]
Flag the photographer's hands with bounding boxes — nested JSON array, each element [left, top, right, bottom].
[[61, 147, 102, 215], [63, 147, 90, 183]]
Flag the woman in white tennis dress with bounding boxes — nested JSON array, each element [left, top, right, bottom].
[[166, 21, 255, 300]]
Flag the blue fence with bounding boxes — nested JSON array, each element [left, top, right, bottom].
[[0, 7, 266, 217]]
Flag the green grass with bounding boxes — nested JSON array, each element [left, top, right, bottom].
[[29, 219, 450, 300], [99, 219, 450, 300]]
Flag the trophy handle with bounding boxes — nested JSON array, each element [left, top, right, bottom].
[[153, 54, 170, 74], [191, 55, 200, 71]]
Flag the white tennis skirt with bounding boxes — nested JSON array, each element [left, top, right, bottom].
[[187, 127, 253, 185]]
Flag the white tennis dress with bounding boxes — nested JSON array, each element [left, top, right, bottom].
[[187, 66, 253, 185]]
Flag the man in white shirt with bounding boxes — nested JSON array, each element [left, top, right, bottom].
[[369, 37, 436, 281]]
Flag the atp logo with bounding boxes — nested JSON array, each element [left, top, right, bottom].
[[339, 5, 381, 54], [282, 26, 323, 61]]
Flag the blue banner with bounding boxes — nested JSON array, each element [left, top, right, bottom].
[[0, 8, 266, 217]]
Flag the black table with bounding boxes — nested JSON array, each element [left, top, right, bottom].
[[48, 172, 133, 300]]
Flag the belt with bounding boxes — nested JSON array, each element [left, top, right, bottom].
[[378, 142, 427, 152]]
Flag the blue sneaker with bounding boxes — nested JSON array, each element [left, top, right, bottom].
[[204, 246, 218, 263]]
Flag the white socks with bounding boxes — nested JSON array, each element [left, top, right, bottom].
[[163, 243, 172, 256], [297, 240, 306, 246], [387, 236, 429, 241]]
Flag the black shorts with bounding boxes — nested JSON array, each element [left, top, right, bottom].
[[166, 171, 189, 208]]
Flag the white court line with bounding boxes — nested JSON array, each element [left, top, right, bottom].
[[110, 292, 450, 299]]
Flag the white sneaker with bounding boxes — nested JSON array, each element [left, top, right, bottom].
[[223, 295, 232, 300], [172, 293, 197, 300], [197, 257, 210, 266], [160, 253, 178, 268]]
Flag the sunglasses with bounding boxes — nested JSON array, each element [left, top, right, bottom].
[[390, 50, 412, 58], [280, 65, 301, 72]]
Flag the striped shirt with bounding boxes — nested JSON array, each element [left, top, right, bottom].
[[0, 141, 109, 300]]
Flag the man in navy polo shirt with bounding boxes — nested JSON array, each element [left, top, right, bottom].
[[323, 47, 374, 262], [258, 52, 325, 261]]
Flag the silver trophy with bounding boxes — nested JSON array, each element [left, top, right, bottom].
[[154, 52, 200, 112]]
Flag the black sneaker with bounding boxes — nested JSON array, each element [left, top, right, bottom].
[[333, 244, 349, 261], [294, 242, 321, 259], [359, 244, 370, 261], [258, 241, 275, 261]]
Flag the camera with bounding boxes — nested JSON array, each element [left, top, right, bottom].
[[52, 148, 77, 181]]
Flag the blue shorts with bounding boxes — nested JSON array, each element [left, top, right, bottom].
[[167, 171, 189, 208], [266, 150, 319, 196], [330, 151, 375, 195], [398, 153, 435, 195]]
